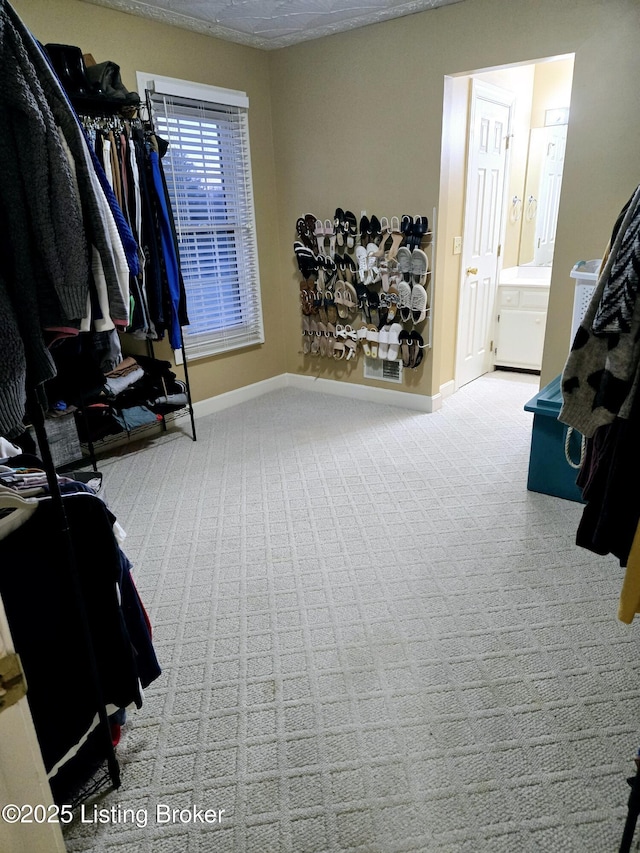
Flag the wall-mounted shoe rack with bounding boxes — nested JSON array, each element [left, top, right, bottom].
[[295, 208, 435, 377]]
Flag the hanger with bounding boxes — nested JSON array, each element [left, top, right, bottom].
[[0, 486, 38, 542]]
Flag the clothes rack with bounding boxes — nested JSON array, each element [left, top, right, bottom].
[[69, 94, 198, 457], [0, 1, 165, 807]]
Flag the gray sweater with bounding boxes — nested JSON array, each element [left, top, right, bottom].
[[560, 184, 640, 438]]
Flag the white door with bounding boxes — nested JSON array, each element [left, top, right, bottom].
[[533, 123, 567, 266], [0, 595, 67, 853], [456, 80, 514, 388]]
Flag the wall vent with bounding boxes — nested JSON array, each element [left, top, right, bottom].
[[363, 358, 403, 384]]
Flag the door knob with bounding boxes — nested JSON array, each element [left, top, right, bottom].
[[466, 267, 478, 275]]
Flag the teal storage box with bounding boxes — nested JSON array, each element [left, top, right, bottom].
[[524, 376, 585, 503]]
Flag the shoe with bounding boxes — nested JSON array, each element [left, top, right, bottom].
[[44, 43, 94, 97]]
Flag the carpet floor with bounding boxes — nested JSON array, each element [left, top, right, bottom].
[[62, 371, 640, 853]]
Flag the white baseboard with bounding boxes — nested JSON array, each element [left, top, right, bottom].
[[440, 380, 456, 399], [193, 373, 439, 416], [284, 374, 438, 412]]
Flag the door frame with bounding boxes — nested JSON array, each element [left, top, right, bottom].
[[454, 78, 515, 389], [0, 594, 67, 853]]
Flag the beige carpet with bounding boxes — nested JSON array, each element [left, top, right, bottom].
[[62, 371, 639, 852]]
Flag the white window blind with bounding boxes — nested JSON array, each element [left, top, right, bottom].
[[139, 73, 263, 360]]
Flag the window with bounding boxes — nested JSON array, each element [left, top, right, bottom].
[[137, 73, 264, 360]]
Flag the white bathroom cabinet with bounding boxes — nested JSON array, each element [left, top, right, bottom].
[[494, 268, 550, 371]]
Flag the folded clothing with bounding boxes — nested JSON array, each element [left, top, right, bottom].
[[103, 366, 145, 396]]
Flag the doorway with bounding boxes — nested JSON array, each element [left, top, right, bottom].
[[440, 55, 575, 391]]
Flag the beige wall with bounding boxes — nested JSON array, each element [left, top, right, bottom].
[[11, 0, 640, 403], [271, 0, 640, 395], [12, 0, 285, 404]]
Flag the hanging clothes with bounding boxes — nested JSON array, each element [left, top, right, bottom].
[[559, 184, 640, 438], [0, 491, 161, 778], [559, 184, 640, 617], [0, 0, 140, 438]]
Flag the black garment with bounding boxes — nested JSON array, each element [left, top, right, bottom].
[[575, 384, 640, 565], [0, 492, 160, 776]]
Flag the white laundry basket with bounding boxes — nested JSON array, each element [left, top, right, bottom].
[[569, 259, 601, 342]]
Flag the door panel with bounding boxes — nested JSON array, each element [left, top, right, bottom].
[[534, 124, 567, 265], [457, 80, 513, 388]]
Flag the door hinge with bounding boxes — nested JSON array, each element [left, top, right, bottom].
[[505, 135, 511, 150], [490, 340, 494, 352], [0, 653, 27, 713], [497, 244, 502, 257], [497, 314, 500, 322]]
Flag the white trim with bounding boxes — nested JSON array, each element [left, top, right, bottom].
[[136, 71, 248, 108], [440, 380, 456, 399], [192, 373, 439, 417], [285, 374, 437, 412]]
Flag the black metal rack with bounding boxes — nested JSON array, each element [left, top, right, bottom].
[[70, 93, 198, 468], [620, 750, 640, 852]]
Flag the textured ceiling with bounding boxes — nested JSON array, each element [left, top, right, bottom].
[[80, 0, 467, 50]]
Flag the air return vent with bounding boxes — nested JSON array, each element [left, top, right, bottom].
[[363, 358, 403, 384]]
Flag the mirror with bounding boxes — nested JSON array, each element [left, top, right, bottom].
[[518, 119, 568, 266]]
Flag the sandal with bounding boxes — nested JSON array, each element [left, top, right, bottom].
[[343, 210, 358, 250], [294, 242, 318, 280], [366, 324, 380, 359], [399, 329, 412, 367], [316, 321, 328, 357], [385, 285, 399, 322], [334, 288, 349, 320], [296, 217, 315, 250], [401, 214, 413, 244], [314, 219, 325, 255], [334, 208, 345, 248], [355, 282, 370, 322], [326, 323, 336, 358], [344, 337, 357, 360], [410, 331, 426, 368], [333, 338, 346, 359], [369, 214, 382, 245], [359, 214, 370, 246], [355, 245, 368, 283], [301, 315, 312, 354], [300, 283, 315, 316], [366, 289, 380, 326], [324, 289, 338, 324], [378, 324, 391, 359], [386, 217, 404, 260], [365, 244, 380, 285], [410, 215, 429, 251], [343, 282, 358, 316], [386, 323, 403, 361], [309, 319, 320, 356], [343, 253, 357, 283], [324, 219, 336, 256], [358, 324, 371, 356]]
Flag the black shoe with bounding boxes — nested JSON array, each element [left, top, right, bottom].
[[44, 43, 94, 97]]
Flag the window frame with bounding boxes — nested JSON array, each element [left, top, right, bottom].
[[136, 72, 264, 362]]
